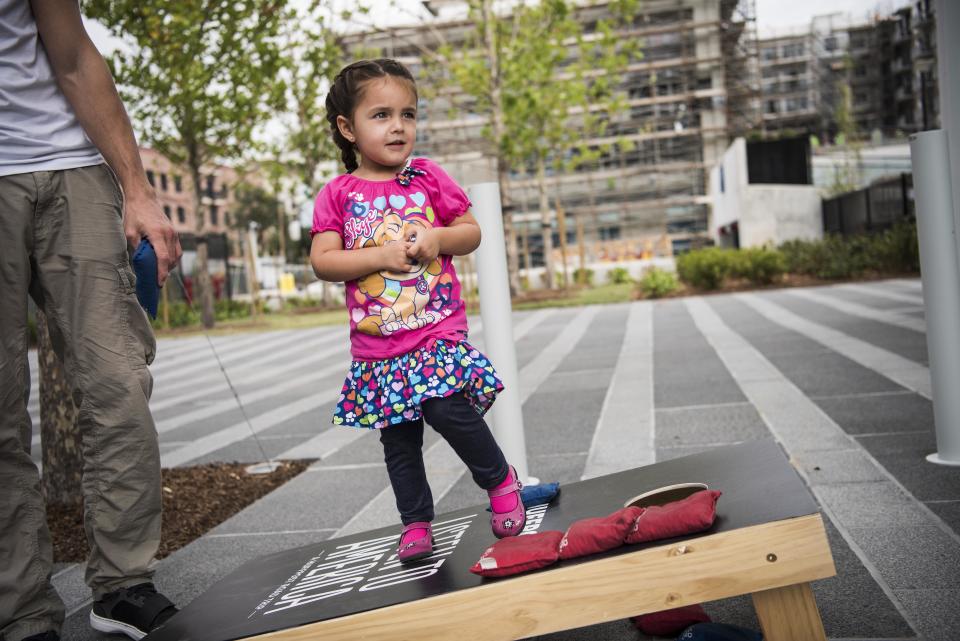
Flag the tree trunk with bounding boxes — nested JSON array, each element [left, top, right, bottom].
[[576, 213, 586, 284], [481, 0, 521, 296], [582, 174, 598, 284], [537, 156, 555, 290], [276, 202, 287, 265], [520, 218, 531, 287], [37, 311, 82, 505], [190, 164, 216, 328], [246, 228, 261, 321], [555, 194, 569, 289], [497, 165, 522, 297]]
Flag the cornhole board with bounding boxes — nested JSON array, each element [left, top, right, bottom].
[[146, 439, 836, 641]]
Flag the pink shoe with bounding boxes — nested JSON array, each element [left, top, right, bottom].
[[397, 522, 433, 563], [488, 466, 526, 538]]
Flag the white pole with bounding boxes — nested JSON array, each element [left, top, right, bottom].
[[934, 0, 960, 259], [468, 182, 533, 484], [909, 130, 960, 466]]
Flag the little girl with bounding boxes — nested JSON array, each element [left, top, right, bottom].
[[310, 58, 525, 562]]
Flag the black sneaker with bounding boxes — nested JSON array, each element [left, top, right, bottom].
[[22, 633, 60, 641], [89, 583, 178, 640]]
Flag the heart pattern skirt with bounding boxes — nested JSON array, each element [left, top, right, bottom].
[[333, 339, 504, 430]]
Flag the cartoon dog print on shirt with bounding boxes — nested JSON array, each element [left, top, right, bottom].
[[343, 191, 450, 337]]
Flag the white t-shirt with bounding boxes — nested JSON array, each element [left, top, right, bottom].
[[0, 0, 103, 177]]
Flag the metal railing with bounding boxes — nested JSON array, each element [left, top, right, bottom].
[[822, 173, 914, 235]]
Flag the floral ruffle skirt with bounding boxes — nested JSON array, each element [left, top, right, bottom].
[[333, 339, 504, 429]]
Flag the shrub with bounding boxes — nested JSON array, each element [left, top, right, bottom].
[[215, 298, 255, 321], [151, 302, 200, 330], [778, 239, 823, 275], [639, 268, 678, 298], [868, 220, 919, 273], [778, 236, 861, 280], [733, 247, 786, 285], [676, 247, 733, 290], [573, 268, 595, 286], [606, 266, 632, 284], [284, 296, 324, 311]]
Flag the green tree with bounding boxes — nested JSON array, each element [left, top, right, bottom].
[[282, 7, 344, 198], [829, 59, 863, 196], [232, 183, 280, 233], [507, 0, 636, 289], [444, 0, 638, 290], [86, 0, 291, 327]]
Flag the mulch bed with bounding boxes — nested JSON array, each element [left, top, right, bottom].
[[46, 460, 312, 563]]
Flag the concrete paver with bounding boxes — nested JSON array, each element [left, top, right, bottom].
[[32, 279, 960, 640]]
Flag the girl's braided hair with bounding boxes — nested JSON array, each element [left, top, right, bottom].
[[325, 59, 418, 172]]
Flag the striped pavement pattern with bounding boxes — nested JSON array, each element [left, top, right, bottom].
[[31, 278, 960, 641]]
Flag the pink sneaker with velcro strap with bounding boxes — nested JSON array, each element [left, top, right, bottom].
[[488, 465, 526, 538], [397, 521, 434, 563]]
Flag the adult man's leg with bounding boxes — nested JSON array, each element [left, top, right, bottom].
[[30, 164, 174, 638], [0, 173, 67, 641]]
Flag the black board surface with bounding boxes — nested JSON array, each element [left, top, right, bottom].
[[146, 438, 817, 641]]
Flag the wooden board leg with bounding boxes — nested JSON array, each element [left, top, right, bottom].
[[752, 582, 827, 641]]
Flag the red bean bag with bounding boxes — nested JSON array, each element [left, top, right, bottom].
[[558, 506, 644, 560], [469, 530, 565, 578], [624, 490, 722, 545], [632, 604, 712, 636]]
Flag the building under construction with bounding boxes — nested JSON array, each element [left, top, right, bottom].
[[342, 0, 759, 265], [759, 2, 940, 142]]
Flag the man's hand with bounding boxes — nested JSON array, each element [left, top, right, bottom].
[[124, 192, 182, 285], [30, 0, 181, 285]]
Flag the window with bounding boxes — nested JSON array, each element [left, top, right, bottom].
[[766, 99, 778, 114], [210, 204, 219, 226], [824, 36, 838, 51], [160, 173, 168, 191], [762, 47, 776, 61], [782, 43, 804, 58], [785, 97, 808, 112], [205, 175, 215, 197], [174, 175, 182, 192], [146, 170, 155, 186], [163, 205, 171, 219], [176, 206, 185, 224]]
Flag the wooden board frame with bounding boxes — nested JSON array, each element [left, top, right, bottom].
[[249, 513, 835, 641]]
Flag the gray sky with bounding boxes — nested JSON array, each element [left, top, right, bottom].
[[86, 0, 916, 54], [756, 0, 912, 35]]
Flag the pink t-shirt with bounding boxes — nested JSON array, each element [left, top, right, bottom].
[[312, 157, 472, 361]]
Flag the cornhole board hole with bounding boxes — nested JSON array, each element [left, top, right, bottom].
[[145, 439, 836, 641]]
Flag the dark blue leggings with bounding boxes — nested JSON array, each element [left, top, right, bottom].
[[379, 392, 509, 525]]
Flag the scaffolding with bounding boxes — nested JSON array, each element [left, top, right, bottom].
[[341, 0, 764, 262], [721, 0, 761, 138]]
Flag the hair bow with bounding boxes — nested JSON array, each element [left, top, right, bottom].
[[396, 163, 427, 187]]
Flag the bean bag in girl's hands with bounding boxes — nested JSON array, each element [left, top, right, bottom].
[[624, 490, 722, 545], [470, 530, 565, 578], [558, 506, 645, 560]]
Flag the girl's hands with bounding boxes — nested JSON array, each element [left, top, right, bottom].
[[380, 240, 414, 272], [406, 228, 440, 264]]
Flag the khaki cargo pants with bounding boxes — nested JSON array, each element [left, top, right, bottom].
[[0, 164, 161, 641]]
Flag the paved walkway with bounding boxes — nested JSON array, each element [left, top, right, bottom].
[[31, 278, 960, 641]]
